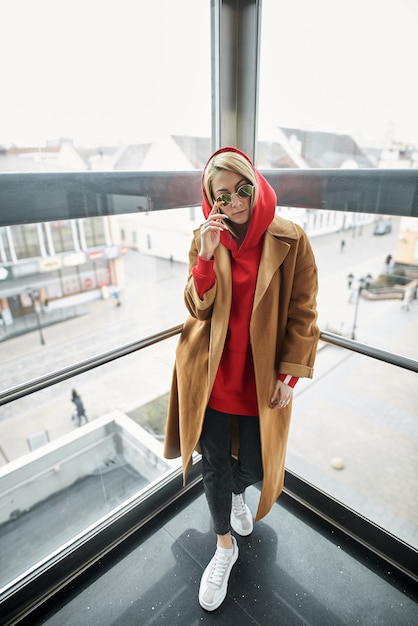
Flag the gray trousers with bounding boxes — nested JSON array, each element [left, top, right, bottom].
[[200, 406, 263, 535]]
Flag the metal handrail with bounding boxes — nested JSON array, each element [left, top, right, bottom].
[[320, 331, 418, 373], [1, 168, 418, 227], [0, 325, 183, 406], [1, 326, 416, 407]]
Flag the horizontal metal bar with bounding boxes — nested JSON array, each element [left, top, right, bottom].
[[0, 325, 183, 406], [1, 168, 417, 226], [2, 326, 416, 410], [320, 330, 418, 373], [0, 171, 202, 227], [264, 168, 418, 217]]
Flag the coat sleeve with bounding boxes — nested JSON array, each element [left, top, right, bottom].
[[184, 233, 217, 321], [279, 229, 320, 378]]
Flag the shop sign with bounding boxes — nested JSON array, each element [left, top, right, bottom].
[[12, 261, 39, 277], [88, 250, 104, 260], [62, 252, 86, 267], [39, 257, 62, 272], [105, 246, 120, 259]]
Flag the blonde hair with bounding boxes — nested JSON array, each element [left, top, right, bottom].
[[203, 151, 258, 211]]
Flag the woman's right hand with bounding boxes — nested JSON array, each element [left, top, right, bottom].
[[199, 203, 229, 260]]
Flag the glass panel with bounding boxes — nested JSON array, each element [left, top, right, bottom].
[[304, 211, 417, 357], [10, 224, 41, 259], [257, 0, 418, 550], [258, 0, 418, 162], [275, 204, 417, 547], [0, 341, 179, 589], [80, 218, 106, 248], [49, 221, 75, 254], [0, 210, 195, 384], [259, 3, 418, 547], [288, 353, 418, 549], [0, 1, 210, 171]]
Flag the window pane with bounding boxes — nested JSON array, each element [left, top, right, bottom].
[[49, 221, 74, 254], [0, 1, 210, 171], [10, 224, 41, 259], [258, 0, 418, 549], [0, 342, 179, 589], [0, 212, 191, 381], [288, 353, 418, 549], [258, 0, 418, 157]]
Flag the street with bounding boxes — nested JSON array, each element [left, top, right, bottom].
[[0, 217, 417, 548]]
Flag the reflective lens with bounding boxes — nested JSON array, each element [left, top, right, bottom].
[[216, 184, 254, 207]]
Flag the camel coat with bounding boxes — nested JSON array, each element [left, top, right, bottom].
[[164, 215, 319, 522]]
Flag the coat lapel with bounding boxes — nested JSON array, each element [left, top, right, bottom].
[[253, 230, 290, 312], [207, 245, 232, 395]]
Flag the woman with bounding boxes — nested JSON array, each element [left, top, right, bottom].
[[71, 389, 89, 427], [164, 147, 319, 611]]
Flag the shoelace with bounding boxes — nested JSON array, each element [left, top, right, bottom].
[[208, 551, 231, 588], [232, 493, 247, 518]]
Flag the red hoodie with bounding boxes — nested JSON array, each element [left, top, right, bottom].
[[192, 147, 279, 415]]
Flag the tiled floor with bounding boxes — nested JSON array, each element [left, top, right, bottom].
[[33, 484, 418, 625]]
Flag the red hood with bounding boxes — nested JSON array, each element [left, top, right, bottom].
[[201, 146, 277, 252]]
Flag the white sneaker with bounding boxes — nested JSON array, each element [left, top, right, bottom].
[[231, 492, 253, 536], [199, 537, 238, 611]]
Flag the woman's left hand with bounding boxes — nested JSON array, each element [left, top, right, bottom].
[[270, 379, 293, 410]]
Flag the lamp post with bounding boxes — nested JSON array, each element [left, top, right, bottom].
[[26, 288, 45, 345], [347, 274, 372, 340]]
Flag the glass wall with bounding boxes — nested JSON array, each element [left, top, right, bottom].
[[0, 0, 417, 605], [0, 0, 211, 373], [258, 0, 418, 547], [1, 6, 210, 594]]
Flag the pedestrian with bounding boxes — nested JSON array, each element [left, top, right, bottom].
[[401, 287, 413, 311], [164, 147, 319, 611], [71, 389, 89, 426], [340, 239, 345, 252]]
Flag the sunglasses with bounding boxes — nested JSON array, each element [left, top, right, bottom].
[[215, 184, 254, 207]]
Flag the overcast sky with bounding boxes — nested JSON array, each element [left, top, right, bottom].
[[1, 0, 417, 147]]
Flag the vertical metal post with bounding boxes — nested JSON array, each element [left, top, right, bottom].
[[351, 285, 362, 340], [349, 275, 371, 340], [26, 288, 46, 345], [211, 0, 262, 162], [34, 303, 46, 346]]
